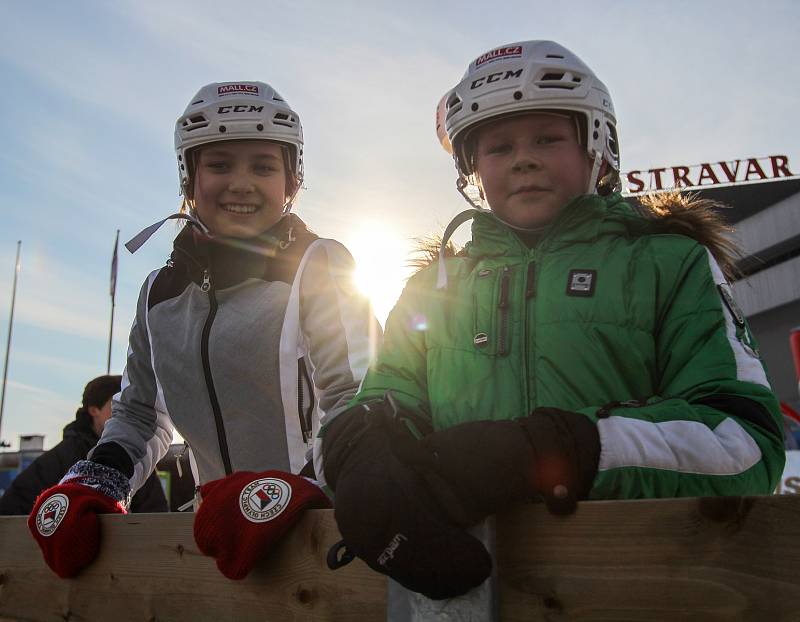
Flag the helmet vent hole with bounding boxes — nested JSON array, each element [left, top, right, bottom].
[[273, 112, 296, 128], [273, 95, 285, 102], [513, 91, 522, 100], [256, 123, 264, 131], [606, 122, 619, 157], [191, 99, 204, 105], [545, 54, 564, 59], [471, 103, 479, 112], [219, 125, 227, 133], [182, 114, 210, 132], [446, 93, 463, 119], [536, 70, 583, 90]]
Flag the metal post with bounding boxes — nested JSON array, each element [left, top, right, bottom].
[[0, 241, 22, 441], [107, 230, 119, 374]]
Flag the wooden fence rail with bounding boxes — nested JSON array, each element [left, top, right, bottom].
[[1, 495, 800, 621]]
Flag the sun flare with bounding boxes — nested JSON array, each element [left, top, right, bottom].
[[344, 225, 413, 325]]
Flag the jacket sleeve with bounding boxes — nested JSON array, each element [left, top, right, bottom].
[[89, 271, 174, 495], [299, 241, 382, 484], [586, 244, 785, 499], [313, 269, 431, 491], [129, 471, 169, 513]]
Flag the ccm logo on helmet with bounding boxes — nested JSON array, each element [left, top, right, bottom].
[[470, 68, 523, 90], [217, 105, 266, 114]]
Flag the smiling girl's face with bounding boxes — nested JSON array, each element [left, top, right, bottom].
[[474, 113, 592, 229], [192, 140, 288, 238]]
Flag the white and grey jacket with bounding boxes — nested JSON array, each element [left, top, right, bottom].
[[90, 215, 380, 495]]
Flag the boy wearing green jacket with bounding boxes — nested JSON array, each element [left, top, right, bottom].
[[318, 40, 785, 601]]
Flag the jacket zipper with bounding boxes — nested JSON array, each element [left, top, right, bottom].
[[297, 358, 314, 443], [497, 266, 511, 356], [200, 268, 233, 475], [524, 258, 537, 409]]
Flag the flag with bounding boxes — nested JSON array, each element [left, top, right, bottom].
[[110, 229, 119, 301]]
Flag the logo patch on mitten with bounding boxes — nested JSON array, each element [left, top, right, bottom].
[[36, 494, 69, 536], [239, 478, 292, 523]]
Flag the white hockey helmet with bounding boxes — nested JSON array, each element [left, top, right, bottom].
[[174, 81, 304, 200], [440, 41, 619, 193]]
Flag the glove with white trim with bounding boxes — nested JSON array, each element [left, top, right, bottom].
[[193, 469, 331, 580], [400, 407, 600, 525]]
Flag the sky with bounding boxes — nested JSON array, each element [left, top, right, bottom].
[[0, 0, 798, 450]]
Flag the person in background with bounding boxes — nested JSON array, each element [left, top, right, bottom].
[[318, 40, 786, 600], [0, 375, 167, 515]]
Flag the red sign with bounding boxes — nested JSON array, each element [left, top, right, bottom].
[[474, 46, 523, 67], [623, 155, 794, 194]]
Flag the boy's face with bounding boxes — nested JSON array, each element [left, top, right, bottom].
[[192, 140, 287, 238], [474, 113, 592, 229]]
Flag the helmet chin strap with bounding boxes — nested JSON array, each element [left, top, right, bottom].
[[440, 177, 550, 289], [125, 213, 210, 254], [587, 150, 603, 195]]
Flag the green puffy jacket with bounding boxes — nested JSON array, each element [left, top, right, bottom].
[[321, 192, 784, 499]]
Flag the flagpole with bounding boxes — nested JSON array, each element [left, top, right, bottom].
[[107, 230, 119, 374], [0, 240, 22, 443]]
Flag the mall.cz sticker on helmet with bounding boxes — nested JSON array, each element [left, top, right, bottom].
[[217, 84, 260, 97], [474, 45, 523, 67]]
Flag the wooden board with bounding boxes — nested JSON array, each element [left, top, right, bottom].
[[2, 496, 800, 621], [0, 510, 386, 622]]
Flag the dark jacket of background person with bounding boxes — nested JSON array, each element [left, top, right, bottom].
[[0, 410, 168, 515]]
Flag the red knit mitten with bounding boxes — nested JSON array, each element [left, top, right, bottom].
[[193, 470, 331, 579], [29, 482, 126, 578]]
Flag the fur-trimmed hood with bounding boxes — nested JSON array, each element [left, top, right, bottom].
[[633, 190, 739, 280], [410, 191, 740, 281]]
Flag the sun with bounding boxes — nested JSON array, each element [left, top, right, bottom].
[[343, 225, 413, 325]]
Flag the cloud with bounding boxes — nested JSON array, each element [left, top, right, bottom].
[[0, 245, 134, 342], [0, 380, 76, 449]]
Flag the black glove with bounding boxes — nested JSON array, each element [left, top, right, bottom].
[[401, 407, 600, 525], [324, 401, 492, 600]]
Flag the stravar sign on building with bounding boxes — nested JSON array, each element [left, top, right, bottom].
[[622, 155, 795, 194], [777, 450, 800, 495]]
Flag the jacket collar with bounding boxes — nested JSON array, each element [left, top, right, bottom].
[[467, 192, 633, 259], [170, 214, 314, 288]]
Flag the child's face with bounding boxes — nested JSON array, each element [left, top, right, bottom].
[[192, 140, 287, 238], [474, 113, 592, 229]]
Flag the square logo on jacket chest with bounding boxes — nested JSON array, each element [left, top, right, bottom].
[[566, 270, 597, 297]]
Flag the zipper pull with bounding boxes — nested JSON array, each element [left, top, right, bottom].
[[176, 442, 189, 478], [177, 486, 201, 512], [497, 267, 511, 356], [201, 269, 211, 292], [526, 262, 536, 299], [498, 267, 511, 309]]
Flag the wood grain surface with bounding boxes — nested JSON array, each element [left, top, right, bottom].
[[2, 496, 799, 621]]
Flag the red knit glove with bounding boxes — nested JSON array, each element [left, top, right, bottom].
[[28, 482, 126, 578], [193, 470, 331, 579]]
